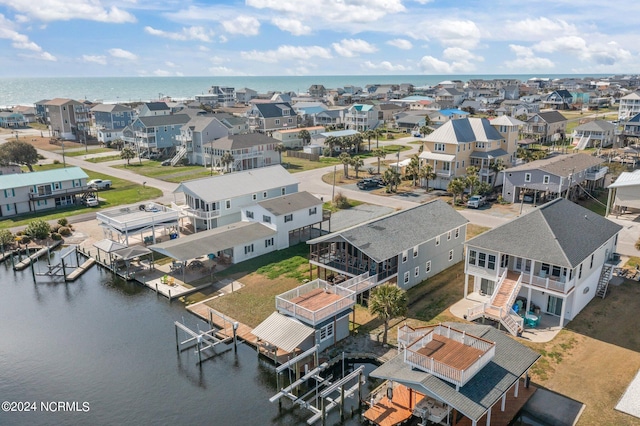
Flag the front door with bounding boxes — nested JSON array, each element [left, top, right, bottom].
[[480, 278, 495, 296], [547, 296, 563, 316]]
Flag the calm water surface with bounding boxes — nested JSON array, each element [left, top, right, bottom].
[[0, 254, 376, 426]]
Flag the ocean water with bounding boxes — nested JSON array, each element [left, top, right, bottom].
[[0, 74, 610, 107]]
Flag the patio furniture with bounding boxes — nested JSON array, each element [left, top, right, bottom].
[[524, 312, 540, 328]]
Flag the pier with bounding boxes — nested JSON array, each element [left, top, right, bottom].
[[13, 240, 63, 271]]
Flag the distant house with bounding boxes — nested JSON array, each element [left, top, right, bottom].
[[314, 109, 344, 127], [235, 88, 258, 104], [375, 103, 405, 123], [0, 112, 27, 128], [272, 126, 325, 149], [246, 102, 298, 133], [501, 153, 607, 204], [617, 91, 640, 121], [523, 111, 567, 143], [178, 116, 230, 166], [123, 114, 191, 157], [11, 106, 36, 123], [344, 104, 378, 131], [543, 90, 574, 110], [464, 198, 621, 333], [435, 88, 466, 107], [606, 170, 640, 216], [308, 84, 327, 98], [138, 102, 170, 117], [0, 167, 90, 217], [173, 165, 298, 231], [205, 86, 235, 107], [395, 113, 428, 132], [208, 133, 281, 172], [91, 104, 135, 143], [43, 98, 91, 140], [623, 112, 640, 137], [571, 120, 616, 149], [427, 109, 469, 128]]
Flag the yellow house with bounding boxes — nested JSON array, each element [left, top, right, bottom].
[[420, 116, 523, 189]]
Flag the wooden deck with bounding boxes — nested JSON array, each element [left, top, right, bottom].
[[416, 334, 484, 371], [485, 272, 519, 318], [290, 288, 344, 312], [364, 384, 424, 426]]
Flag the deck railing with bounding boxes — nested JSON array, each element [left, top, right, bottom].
[[522, 273, 573, 293], [97, 204, 180, 231]]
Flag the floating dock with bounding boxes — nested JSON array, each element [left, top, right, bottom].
[[14, 240, 63, 271]]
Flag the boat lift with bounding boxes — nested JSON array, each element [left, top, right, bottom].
[[174, 319, 238, 365]]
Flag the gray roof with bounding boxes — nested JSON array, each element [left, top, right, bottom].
[[426, 118, 504, 145], [144, 102, 170, 111], [469, 148, 509, 159], [0, 166, 87, 191], [506, 153, 603, 176], [534, 111, 567, 124], [252, 312, 314, 353], [137, 114, 191, 128], [211, 133, 278, 150], [254, 102, 294, 118], [174, 165, 298, 203], [182, 116, 223, 133], [257, 191, 321, 216], [308, 200, 468, 263], [466, 198, 622, 268], [150, 221, 276, 261], [91, 104, 133, 113], [370, 322, 540, 422], [574, 120, 616, 132]]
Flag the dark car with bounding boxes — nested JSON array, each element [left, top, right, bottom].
[[357, 178, 380, 190], [161, 159, 172, 166]]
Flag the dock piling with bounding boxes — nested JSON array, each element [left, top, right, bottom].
[[233, 322, 238, 352]]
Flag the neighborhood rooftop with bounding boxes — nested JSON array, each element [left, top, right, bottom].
[[506, 152, 603, 175], [0, 166, 88, 191], [257, 191, 320, 216], [426, 117, 504, 144]]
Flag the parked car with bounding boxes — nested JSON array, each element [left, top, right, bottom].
[[161, 160, 172, 166], [466, 195, 487, 209], [88, 179, 112, 189], [82, 196, 99, 207], [357, 178, 381, 190]]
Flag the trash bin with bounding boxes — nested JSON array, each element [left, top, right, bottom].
[[208, 253, 216, 261]]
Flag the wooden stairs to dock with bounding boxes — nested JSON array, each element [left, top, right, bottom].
[[596, 264, 613, 298]]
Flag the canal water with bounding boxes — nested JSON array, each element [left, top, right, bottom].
[[0, 255, 378, 426]]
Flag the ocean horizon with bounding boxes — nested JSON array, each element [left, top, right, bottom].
[[0, 73, 613, 107]]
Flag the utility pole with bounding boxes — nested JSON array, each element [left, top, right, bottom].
[[332, 165, 336, 203]]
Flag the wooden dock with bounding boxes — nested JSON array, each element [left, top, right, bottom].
[[65, 258, 96, 281], [14, 240, 63, 271], [364, 384, 424, 426], [187, 303, 255, 343]]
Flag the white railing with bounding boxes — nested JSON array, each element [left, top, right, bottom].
[[404, 350, 463, 385], [522, 273, 572, 293], [575, 134, 591, 150], [504, 272, 524, 310], [398, 325, 428, 347], [340, 272, 378, 294], [585, 166, 608, 180], [466, 303, 487, 322], [97, 204, 180, 232], [171, 145, 187, 166], [488, 269, 508, 306]]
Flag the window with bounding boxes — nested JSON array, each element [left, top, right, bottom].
[[404, 271, 410, 284], [488, 255, 496, 270], [309, 207, 317, 215], [414, 267, 420, 277], [263, 215, 271, 223], [246, 210, 254, 219], [578, 264, 583, 279], [413, 246, 419, 258], [590, 254, 594, 269], [435, 236, 440, 246], [244, 244, 254, 254], [524, 173, 531, 182], [263, 191, 267, 198], [225, 199, 231, 209], [442, 162, 450, 171], [281, 188, 286, 195], [478, 253, 486, 267], [265, 238, 274, 247], [284, 214, 293, 223], [275, 119, 280, 125], [252, 193, 257, 201], [449, 249, 454, 261], [469, 250, 477, 265], [455, 227, 460, 238], [543, 175, 550, 184], [402, 251, 408, 263], [425, 261, 431, 273], [434, 143, 445, 152], [319, 323, 334, 342], [447, 231, 451, 241]]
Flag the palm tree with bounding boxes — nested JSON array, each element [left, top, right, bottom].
[[488, 159, 506, 189], [298, 129, 311, 145], [419, 163, 436, 192], [374, 128, 383, 149], [274, 143, 286, 164], [364, 129, 375, 151], [351, 155, 364, 178], [352, 133, 363, 154], [368, 284, 407, 345], [339, 152, 351, 178], [120, 146, 136, 166], [516, 147, 534, 163], [220, 151, 234, 173], [465, 166, 480, 196], [325, 136, 339, 156], [419, 125, 433, 137], [383, 168, 401, 192], [373, 148, 386, 175], [406, 155, 420, 187], [448, 177, 466, 205]]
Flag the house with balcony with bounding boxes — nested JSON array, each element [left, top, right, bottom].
[[172, 165, 298, 232], [523, 111, 567, 143], [138, 102, 170, 117], [235, 87, 258, 104], [427, 109, 470, 128], [0, 167, 90, 217], [44, 98, 91, 140], [435, 88, 466, 108], [207, 133, 281, 172], [419, 117, 509, 189], [91, 104, 135, 143], [490, 115, 525, 166], [313, 109, 345, 127], [542, 90, 574, 110], [623, 112, 640, 138], [177, 115, 230, 166], [307, 200, 468, 290], [571, 120, 616, 149], [122, 114, 191, 157], [0, 112, 27, 128], [368, 322, 540, 426], [272, 126, 325, 149], [617, 91, 640, 121], [12, 106, 37, 123], [464, 198, 621, 335], [344, 104, 379, 131], [246, 102, 297, 133], [501, 153, 607, 204]]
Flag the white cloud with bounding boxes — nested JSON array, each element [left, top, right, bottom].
[[82, 54, 107, 65], [271, 17, 311, 36], [241, 45, 332, 63], [429, 19, 481, 49], [246, 0, 405, 23], [0, 0, 136, 23], [153, 69, 172, 77], [108, 48, 137, 61], [442, 47, 483, 62], [198, 45, 210, 52], [165, 61, 176, 67], [534, 36, 587, 55], [144, 26, 214, 42], [363, 60, 410, 72], [208, 66, 250, 76], [533, 36, 631, 66], [504, 44, 554, 70], [387, 39, 413, 50], [418, 55, 475, 74], [501, 18, 578, 41], [332, 39, 377, 57], [222, 16, 260, 36], [218, 35, 228, 43], [0, 14, 56, 61]]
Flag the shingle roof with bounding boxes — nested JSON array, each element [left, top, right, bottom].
[[466, 198, 621, 268], [308, 200, 468, 263], [257, 191, 321, 216], [370, 322, 540, 422], [182, 116, 223, 133], [426, 118, 504, 145], [535, 111, 567, 124], [91, 104, 133, 113], [0, 166, 88, 191], [144, 102, 170, 111], [211, 133, 278, 150], [574, 120, 616, 132], [506, 153, 603, 176], [44, 98, 80, 107], [137, 114, 191, 128], [254, 102, 294, 118]]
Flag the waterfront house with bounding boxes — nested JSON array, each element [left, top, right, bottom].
[[172, 165, 298, 231], [307, 200, 468, 289], [34, 99, 50, 122], [0, 112, 27, 128], [246, 102, 298, 133], [501, 153, 606, 204], [464, 198, 621, 334], [368, 322, 540, 426], [235, 87, 258, 104], [571, 120, 616, 149], [207, 133, 281, 172], [419, 117, 509, 189], [523, 111, 567, 143], [177, 115, 230, 166], [91, 103, 135, 143], [313, 109, 345, 127], [12, 106, 37, 123], [344, 104, 379, 131], [0, 167, 90, 217], [272, 126, 325, 149], [122, 113, 191, 157], [44, 98, 91, 141]]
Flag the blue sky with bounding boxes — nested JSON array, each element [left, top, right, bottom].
[[0, 0, 639, 77]]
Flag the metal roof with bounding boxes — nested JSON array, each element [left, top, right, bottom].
[[211, 133, 278, 150], [419, 152, 456, 162], [489, 115, 525, 126], [469, 148, 509, 159], [0, 167, 88, 191], [608, 170, 640, 188], [174, 165, 298, 203], [257, 191, 321, 216], [370, 322, 540, 422], [308, 200, 468, 263], [149, 221, 276, 261], [112, 246, 153, 260], [425, 118, 504, 145], [466, 198, 622, 268], [506, 153, 603, 177], [251, 312, 314, 353], [93, 239, 127, 253]]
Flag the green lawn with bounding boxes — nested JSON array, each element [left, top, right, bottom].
[[85, 155, 124, 163], [282, 156, 341, 173], [112, 161, 211, 180], [63, 148, 116, 157]]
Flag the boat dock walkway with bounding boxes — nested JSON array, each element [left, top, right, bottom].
[[13, 240, 63, 271], [187, 302, 255, 343]]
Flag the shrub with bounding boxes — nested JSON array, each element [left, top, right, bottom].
[[58, 226, 71, 237], [57, 218, 68, 227], [51, 233, 63, 241], [24, 219, 51, 240], [0, 229, 14, 247], [51, 223, 61, 233], [53, 159, 60, 164], [18, 236, 31, 244], [333, 192, 351, 209]]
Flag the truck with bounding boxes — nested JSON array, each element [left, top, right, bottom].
[[466, 195, 487, 209], [88, 179, 112, 190]]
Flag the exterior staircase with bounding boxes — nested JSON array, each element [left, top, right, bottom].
[[596, 264, 613, 298], [575, 134, 591, 150], [467, 270, 524, 336], [170, 145, 187, 166]]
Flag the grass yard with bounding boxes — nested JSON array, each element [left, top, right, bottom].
[[63, 147, 115, 157], [112, 161, 214, 181], [282, 155, 341, 173]]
